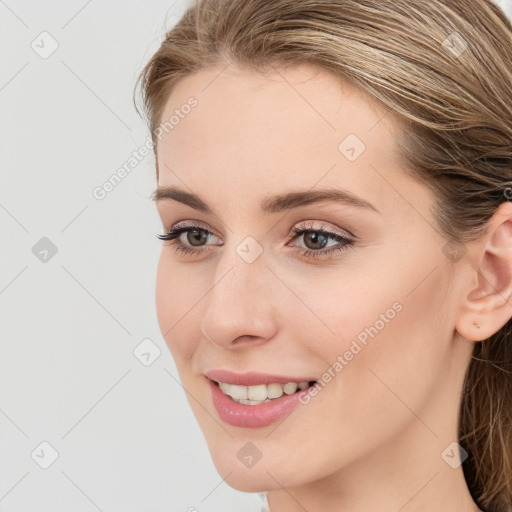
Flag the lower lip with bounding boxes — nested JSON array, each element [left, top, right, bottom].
[[208, 378, 309, 428]]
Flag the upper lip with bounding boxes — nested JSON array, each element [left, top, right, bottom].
[[204, 369, 317, 386]]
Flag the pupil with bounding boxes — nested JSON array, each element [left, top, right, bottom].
[[188, 229, 208, 246], [305, 232, 327, 250]]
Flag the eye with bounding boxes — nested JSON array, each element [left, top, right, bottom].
[[155, 221, 355, 259], [155, 222, 221, 256], [288, 221, 355, 259]]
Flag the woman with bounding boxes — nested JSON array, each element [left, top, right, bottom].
[[135, 1, 512, 511]]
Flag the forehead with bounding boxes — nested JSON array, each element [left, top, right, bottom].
[[157, 62, 396, 154], [155, 62, 415, 217]]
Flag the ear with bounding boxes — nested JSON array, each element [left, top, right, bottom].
[[455, 201, 512, 342]]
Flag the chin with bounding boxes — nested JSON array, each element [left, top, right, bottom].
[[224, 472, 272, 493], [206, 443, 270, 491], [205, 442, 305, 493], [219, 464, 288, 494]]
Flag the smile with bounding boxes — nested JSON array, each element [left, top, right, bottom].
[[216, 380, 315, 405], [204, 370, 318, 428]]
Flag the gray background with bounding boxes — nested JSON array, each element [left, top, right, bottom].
[[0, 1, 261, 510], [1, 1, 511, 511]]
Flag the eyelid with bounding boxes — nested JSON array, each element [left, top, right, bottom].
[[172, 219, 215, 233], [174, 220, 222, 239], [291, 220, 355, 239]]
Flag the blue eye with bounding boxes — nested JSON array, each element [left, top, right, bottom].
[[155, 221, 354, 259]]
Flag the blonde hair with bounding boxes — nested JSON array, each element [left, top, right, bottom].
[[135, 1, 512, 510]]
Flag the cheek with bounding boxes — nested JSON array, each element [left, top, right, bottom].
[[293, 247, 451, 396], [300, 243, 450, 365], [282, 264, 403, 362], [309, 261, 451, 435], [155, 252, 202, 362]]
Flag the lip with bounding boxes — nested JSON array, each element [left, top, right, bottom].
[[207, 377, 311, 428], [204, 369, 317, 386]]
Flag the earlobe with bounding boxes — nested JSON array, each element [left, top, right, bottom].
[[455, 201, 512, 342]]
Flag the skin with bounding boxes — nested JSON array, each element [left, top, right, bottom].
[[154, 62, 512, 512]]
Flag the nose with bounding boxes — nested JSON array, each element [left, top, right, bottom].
[[200, 250, 279, 350]]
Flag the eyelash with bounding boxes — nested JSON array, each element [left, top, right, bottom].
[[155, 221, 354, 259]]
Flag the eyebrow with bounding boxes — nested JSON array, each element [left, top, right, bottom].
[[151, 185, 379, 214]]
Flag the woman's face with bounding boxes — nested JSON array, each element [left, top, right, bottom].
[[154, 63, 474, 492]]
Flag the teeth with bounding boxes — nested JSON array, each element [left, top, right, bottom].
[[247, 384, 267, 401], [283, 382, 298, 395], [217, 380, 311, 402], [267, 383, 283, 399], [236, 398, 272, 405], [218, 381, 231, 394], [230, 385, 248, 400]]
